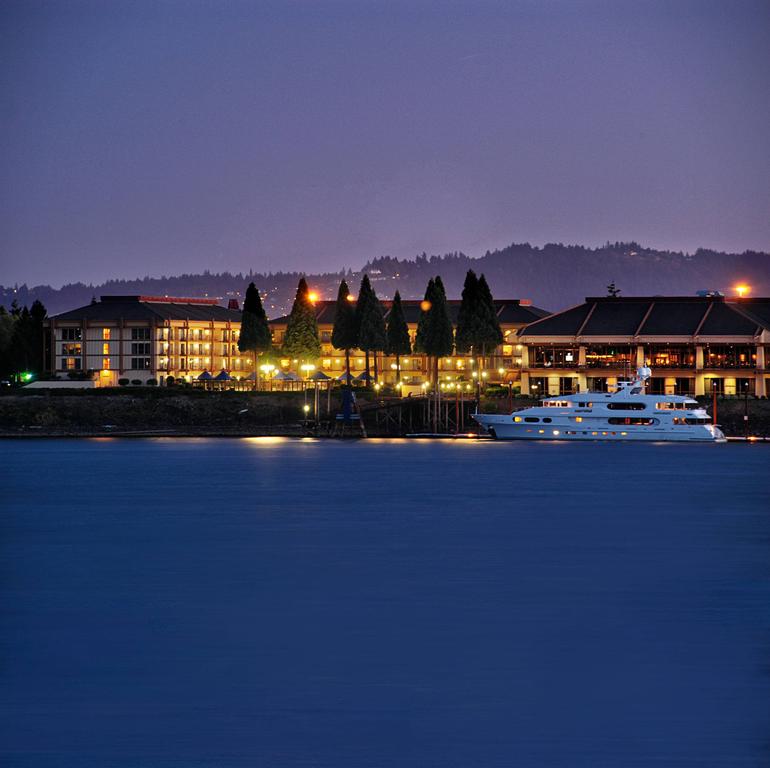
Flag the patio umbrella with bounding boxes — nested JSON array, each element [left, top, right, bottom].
[[244, 371, 257, 381], [213, 369, 231, 381], [354, 371, 372, 382], [274, 370, 300, 381], [308, 370, 331, 381], [337, 371, 355, 383], [197, 370, 213, 381]]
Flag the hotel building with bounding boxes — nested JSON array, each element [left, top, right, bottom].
[[516, 295, 770, 397], [46, 295, 244, 386]]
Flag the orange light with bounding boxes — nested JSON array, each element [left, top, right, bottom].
[[346, 294, 356, 302], [308, 291, 319, 303], [420, 300, 432, 312], [735, 284, 750, 298]]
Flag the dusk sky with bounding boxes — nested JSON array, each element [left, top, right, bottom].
[[1, 0, 769, 288]]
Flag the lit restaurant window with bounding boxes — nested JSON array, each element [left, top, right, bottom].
[[102, 328, 111, 340]]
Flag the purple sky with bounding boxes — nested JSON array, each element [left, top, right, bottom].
[[2, 0, 769, 288]]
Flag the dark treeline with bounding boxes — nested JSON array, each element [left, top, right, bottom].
[[0, 300, 47, 380], [3, 241, 769, 316]]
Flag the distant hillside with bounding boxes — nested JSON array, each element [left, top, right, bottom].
[[3, 242, 769, 317]]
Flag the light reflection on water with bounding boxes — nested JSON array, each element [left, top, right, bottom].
[[1, 438, 768, 767]]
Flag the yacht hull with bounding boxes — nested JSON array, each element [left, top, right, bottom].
[[473, 416, 725, 442]]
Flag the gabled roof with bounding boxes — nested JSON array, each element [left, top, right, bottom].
[[50, 296, 242, 323], [521, 296, 769, 338], [519, 303, 593, 336], [698, 301, 759, 335], [582, 300, 649, 335], [728, 299, 770, 331], [269, 299, 550, 326]]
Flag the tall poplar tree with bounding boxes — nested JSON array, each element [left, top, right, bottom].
[[414, 276, 453, 392], [455, 270, 483, 356], [238, 282, 272, 389], [355, 275, 386, 386], [386, 291, 411, 382], [477, 274, 503, 358], [282, 277, 321, 365], [331, 279, 358, 382]]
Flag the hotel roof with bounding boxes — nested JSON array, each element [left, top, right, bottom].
[[49, 295, 243, 323], [269, 299, 550, 326], [520, 296, 770, 338]]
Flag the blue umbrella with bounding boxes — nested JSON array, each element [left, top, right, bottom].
[[213, 369, 231, 381], [197, 370, 213, 381], [274, 370, 300, 381]]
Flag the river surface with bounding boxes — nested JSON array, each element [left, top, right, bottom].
[[2, 438, 769, 767]]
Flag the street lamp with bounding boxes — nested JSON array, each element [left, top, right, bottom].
[[260, 362, 275, 391]]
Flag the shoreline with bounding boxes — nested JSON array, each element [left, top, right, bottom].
[[1, 428, 767, 442], [2, 390, 769, 441]]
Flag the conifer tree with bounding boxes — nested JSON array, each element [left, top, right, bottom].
[[9, 306, 34, 375], [414, 278, 434, 356], [331, 280, 358, 382], [238, 282, 272, 389], [355, 275, 386, 386], [29, 300, 47, 374], [281, 277, 321, 366], [455, 269, 483, 355], [476, 274, 503, 358], [414, 276, 453, 392], [0, 306, 14, 378], [386, 290, 411, 382]]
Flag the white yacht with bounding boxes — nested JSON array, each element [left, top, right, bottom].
[[473, 367, 725, 442]]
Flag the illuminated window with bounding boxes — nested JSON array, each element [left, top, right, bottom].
[[103, 358, 111, 370], [102, 328, 111, 340], [102, 343, 109, 355]]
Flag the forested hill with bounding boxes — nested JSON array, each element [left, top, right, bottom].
[[3, 242, 769, 317]]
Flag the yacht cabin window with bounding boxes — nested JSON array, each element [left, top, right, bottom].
[[606, 402, 646, 411]]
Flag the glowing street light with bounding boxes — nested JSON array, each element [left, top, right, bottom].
[[308, 291, 319, 303], [735, 284, 751, 298]]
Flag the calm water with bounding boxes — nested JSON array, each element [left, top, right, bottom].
[[1, 438, 769, 767]]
